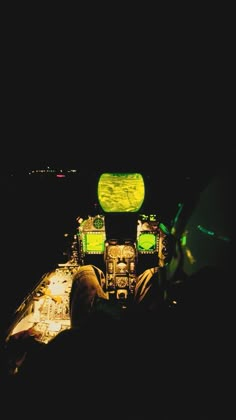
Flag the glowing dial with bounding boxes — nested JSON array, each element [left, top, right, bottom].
[[108, 246, 121, 258], [123, 245, 135, 258], [116, 277, 128, 288]]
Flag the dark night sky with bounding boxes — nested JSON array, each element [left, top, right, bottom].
[[1, 19, 232, 177], [1, 1, 233, 177]]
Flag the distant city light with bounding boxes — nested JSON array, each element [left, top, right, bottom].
[[27, 168, 78, 176]]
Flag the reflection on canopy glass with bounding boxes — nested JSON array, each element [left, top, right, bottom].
[[98, 173, 145, 212]]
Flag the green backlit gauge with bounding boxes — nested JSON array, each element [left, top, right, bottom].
[[93, 217, 104, 229]]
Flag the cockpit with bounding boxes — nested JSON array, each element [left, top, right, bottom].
[[3, 172, 172, 350], [69, 172, 171, 305]]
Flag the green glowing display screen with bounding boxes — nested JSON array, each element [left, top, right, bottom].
[[97, 173, 145, 212], [137, 233, 156, 252], [83, 232, 105, 253]]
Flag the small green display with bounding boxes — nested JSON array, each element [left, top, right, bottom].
[[137, 233, 156, 252], [84, 232, 105, 253]]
